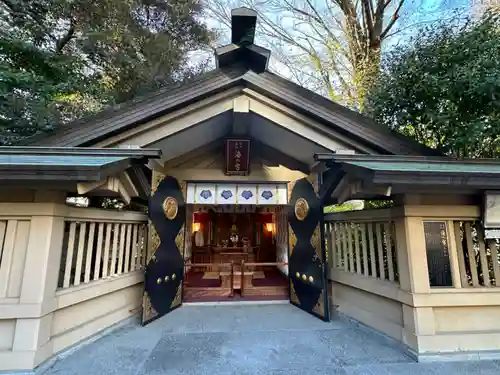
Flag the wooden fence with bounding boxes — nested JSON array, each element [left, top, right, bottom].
[[58, 212, 148, 290]]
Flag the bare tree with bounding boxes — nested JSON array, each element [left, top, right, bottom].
[[206, 0, 409, 111]]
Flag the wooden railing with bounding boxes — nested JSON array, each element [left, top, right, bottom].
[[58, 210, 148, 290], [240, 262, 288, 297], [453, 220, 500, 288], [183, 261, 288, 297], [183, 262, 234, 298], [325, 210, 398, 284]]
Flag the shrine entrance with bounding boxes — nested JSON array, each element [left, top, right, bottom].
[[142, 171, 331, 325], [180, 182, 291, 303], [182, 203, 289, 303]]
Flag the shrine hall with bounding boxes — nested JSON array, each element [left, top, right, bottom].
[[2, 7, 500, 373]]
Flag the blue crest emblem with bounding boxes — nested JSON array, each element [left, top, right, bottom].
[[261, 190, 273, 200], [199, 190, 212, 200], [241, 190, 253, 200], [220, 190, 233, 200]]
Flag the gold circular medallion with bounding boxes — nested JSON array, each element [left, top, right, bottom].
[[295, 272, 300, 278], [163, 197, 178, 220], [301, 274, 307, 281], [172, 273, 176, 280], [164, 276, 169, 282], [308, 276, 314, 283], [156, 278, 162, 284], [294, 198, 310, 221]]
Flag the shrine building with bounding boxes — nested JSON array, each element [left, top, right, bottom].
[[1, 7, 500, 372]]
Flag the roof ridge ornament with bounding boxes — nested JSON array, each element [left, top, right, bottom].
[[231, 7, 257, 46], [215, 7, 270, 73]]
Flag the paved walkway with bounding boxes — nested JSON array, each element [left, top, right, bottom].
[[35, 303, 500, 375]]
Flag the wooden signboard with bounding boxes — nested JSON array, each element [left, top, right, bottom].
[[423, 221, 452, 287], [225, 139, 250, 176]]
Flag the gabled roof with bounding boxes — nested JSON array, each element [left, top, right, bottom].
[[25, 66, 439, 156], [24, 7, 439, 157], [23, 66, 246, 148]]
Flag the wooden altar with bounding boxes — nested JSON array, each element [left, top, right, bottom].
[[192, 245, 258, 271], [213, 246, 257, 268], [192, 246, 260, 264], [183, 207, 288, 301]]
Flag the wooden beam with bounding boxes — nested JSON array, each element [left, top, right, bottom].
[[146, 158, 165, 171], [77, 180, 107, 195], [232, 97, 251, 135], [231, 112, 251, 135], [163, 138, 224, 169], [120, 171, 140, 197], [117, 179, 131, 204], [319, 166, 344, 204], [252, 140, 309, 174], [126, 165, 152, 199]]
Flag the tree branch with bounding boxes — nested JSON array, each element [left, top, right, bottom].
[[56, 21, 75, 53], [361, 0, 374, 43], [380, 0, 404, 40]]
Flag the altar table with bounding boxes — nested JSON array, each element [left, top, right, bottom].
[[220, 271, 254, 290]]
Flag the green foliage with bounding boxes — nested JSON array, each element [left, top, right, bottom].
[[324, 200, 393, 213], [0, 0, 213, 145], [364, 200, 394, 209], [324, 202, 356, 213], [368, 11, 500, 158], [324, 200, 364, 213], [0, 29, 93, 144]]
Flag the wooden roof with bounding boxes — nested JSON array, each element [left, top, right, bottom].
[[25, 67, 438, 156], [0, 147, 161, 181], [23, 7, 439, 157], [317, 154, 500, 203]]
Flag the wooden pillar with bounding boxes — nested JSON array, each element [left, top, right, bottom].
[[10, 191, 66, 370], [395, 216, 430, 294], [394, 202, 434, 355]]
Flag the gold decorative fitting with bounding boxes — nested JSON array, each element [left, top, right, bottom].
[[151, 255, 157, 262], [164, 276, 169, 282], [308, 276, 314, 283], [163, 197, 179, 220], [172, 273, 176, 280], [295, 272, 300, 278], [156, 278, 162, 284], [295, 198, 309, 221], [301, 274, 306, 281]]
